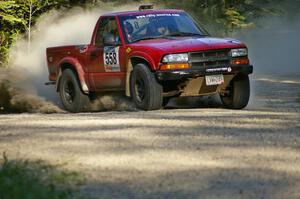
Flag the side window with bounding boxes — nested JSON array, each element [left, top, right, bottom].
[[95, 17, 120, 46]]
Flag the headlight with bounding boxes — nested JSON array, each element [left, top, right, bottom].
[[231, 48, 247, 57], [162, 53, 189, 63]]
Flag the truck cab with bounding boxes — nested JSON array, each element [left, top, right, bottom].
[[46, 5, 253, 112]]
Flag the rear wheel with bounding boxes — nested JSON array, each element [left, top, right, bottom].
[[130, 63, 163, 110], [59, 69, 90, 112], [220, 74, 250, 109]]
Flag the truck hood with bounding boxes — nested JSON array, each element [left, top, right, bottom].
[[130, 37, 246, 53]]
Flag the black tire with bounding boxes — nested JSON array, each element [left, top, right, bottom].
[[59, 69, 90, 113], [220, 74, 250, 109], [130, 63, 163, 110]]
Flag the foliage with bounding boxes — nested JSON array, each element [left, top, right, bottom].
[[0, 0, 299, 65], [156, 0, 280, 35], [0, 153, 85, 199], [0, 0, 68, 65], [0, 1, 23, 65]]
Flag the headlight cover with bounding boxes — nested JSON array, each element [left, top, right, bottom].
[[231, 48, 247, 57], [162, 53, 189, 63]]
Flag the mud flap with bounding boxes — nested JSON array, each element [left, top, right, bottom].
[[56, 69, 62, 92], [125, 60, 133, 97]]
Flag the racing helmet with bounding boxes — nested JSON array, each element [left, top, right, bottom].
[[125, 22, 134, 34]]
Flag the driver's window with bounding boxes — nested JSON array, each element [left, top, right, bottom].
[[95, 17, 120, 46]]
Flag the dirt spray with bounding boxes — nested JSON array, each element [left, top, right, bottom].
[[0, 4, 140, 113]]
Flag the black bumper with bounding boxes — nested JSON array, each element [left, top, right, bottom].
[[156, 65, 253, 81]]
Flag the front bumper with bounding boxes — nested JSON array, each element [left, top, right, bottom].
[[156, 64, 253, 81]]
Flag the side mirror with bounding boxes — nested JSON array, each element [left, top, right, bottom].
[[103, 33, 120, 46]]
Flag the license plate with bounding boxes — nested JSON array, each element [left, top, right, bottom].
[[205, 74, 224, 86]]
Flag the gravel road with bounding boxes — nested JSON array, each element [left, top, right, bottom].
[[0, 74, 300, 199]]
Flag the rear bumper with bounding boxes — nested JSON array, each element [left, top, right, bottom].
[[156, 65, 253, 81]]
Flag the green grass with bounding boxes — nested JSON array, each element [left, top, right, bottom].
[[0, 153, 85, 199]]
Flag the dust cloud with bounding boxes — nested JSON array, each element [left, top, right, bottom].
[[89, 93, 136, 111], [234, 8, 300, 108], [235, 10, 300, 75], [0, 68, 62, 113], [0, 3, 139, 113]]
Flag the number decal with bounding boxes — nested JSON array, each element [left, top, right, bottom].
[[103, 46, 120, 72], [105, 52, 117, 65], [105, 53, 109, 65], [112, 52, 117, 64]]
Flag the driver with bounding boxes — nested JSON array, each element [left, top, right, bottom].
[[146, 21, 160, 37]]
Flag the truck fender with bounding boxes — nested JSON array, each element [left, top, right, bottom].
[[130, 52, 157, 70], [125, 55, 155, 97], [57, 57, 89, 94]]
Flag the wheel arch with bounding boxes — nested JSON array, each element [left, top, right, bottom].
[[56, 57, 89, 94], [125, 56, 152, 97]]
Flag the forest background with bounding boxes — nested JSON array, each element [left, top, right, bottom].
[[0, 0, 300, 72]]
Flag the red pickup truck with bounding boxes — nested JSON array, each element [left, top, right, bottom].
[[46, 5, 253, 112]]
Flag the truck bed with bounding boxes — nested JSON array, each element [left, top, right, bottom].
[[46, 44, 88, 81]]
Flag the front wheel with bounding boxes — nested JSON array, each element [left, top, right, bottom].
[[130, 64, 163, 110], [59, 69, 90, 113], [220, 74, 250, 109]]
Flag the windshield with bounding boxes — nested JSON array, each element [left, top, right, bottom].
[[119, 12, 208, 43]]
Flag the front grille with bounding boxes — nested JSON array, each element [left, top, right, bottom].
[[189, 49, 231, 69]]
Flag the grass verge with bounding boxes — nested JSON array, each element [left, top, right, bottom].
[[0, 153, 85, 199]]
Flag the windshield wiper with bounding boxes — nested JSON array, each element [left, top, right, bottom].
[[165, 32, 205, 37], [132, 32, 206, 43], [132, 36, 162, 43]]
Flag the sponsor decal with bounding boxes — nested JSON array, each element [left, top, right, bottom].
[[136, 13, 180, 19], [126, 47, 132, 54], [79, 48, 87, 53], [206, 67, 230, 73], [173, 71, 189, 75], [75, 45, 88, 53], [103, 46, 120, 72]]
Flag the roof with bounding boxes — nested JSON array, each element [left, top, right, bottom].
[[103, 9, 185, 17]]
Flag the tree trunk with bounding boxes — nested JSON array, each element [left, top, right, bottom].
[[27, 1, 32, 53]]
